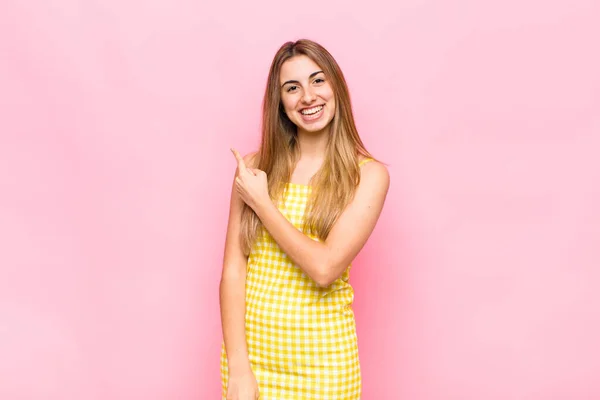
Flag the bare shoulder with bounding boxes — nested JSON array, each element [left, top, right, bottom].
[[360, 159, 390, 191], [243, 151, 259, 168]]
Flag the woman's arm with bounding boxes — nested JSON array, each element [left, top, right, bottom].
[[232, 150, 390, 288], [219, 153, 256, 375], [256, 161, 389, 287]]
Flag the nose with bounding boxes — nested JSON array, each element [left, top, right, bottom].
[[301, 87, 317, 104]]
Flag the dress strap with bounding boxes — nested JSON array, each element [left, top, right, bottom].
[[359, 158, 374, 167]]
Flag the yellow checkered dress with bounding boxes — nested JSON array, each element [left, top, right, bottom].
[[221, 159, 373, 399]]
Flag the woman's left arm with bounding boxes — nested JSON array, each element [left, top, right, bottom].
[[231, 149, 390, 288]]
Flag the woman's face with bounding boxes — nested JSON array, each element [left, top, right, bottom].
[[279, 55, 336, 134]]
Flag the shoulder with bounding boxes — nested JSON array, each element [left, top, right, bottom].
[[243, 151, 259, 168], [359, 158, 390, 191]]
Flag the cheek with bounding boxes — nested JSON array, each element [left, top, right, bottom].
[[323, 87, 335, 104], [281, 97, 295, 114], [328, 96, 336, 118], [326, 92, 335, 108]]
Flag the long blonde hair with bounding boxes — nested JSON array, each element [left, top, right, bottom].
[[240, 39, 375, 255]]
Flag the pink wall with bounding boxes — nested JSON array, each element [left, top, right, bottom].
[[1, 0, 599, 399]]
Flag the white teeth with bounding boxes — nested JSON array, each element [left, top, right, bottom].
[[301, 105, 323, 115]]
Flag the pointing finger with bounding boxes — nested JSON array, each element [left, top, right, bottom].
[[230, 148, 247, 172]]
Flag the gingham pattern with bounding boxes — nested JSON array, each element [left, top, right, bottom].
[[221, 159, 373, 400]]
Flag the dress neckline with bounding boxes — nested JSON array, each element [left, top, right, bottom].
[[286, 182, 312, 188]]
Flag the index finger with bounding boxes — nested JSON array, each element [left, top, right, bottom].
[[230, 148, 246, 171]]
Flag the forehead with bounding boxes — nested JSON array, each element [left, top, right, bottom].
[[279, 55, 323, 83]]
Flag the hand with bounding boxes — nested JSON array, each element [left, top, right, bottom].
[[231, 148, 270, 212], [226, 369, 260, 400]]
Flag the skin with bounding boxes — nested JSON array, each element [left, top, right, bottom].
[[220, 55, 390, 400], [279, 55, 336, 181], [220, 151, 260, 400], [279, 55, 336, 139]]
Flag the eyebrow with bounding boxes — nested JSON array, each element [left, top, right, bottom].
[[281, 70, 324, 88]]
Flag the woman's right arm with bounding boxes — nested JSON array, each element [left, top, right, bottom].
[[219, 153, 259, 398]]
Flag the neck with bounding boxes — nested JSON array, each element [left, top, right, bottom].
[[296, 125, 330, 160]]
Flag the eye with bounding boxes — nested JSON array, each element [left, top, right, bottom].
[[286, 85, 298, 93], [314, 78, 325, 84]]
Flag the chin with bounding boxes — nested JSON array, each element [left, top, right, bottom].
[[299, 118, 334, 133]]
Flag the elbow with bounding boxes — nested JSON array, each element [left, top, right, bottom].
[[314, 276, 334, 288], [312, 263, 339, 288]]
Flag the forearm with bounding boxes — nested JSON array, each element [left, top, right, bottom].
[[219, 274, 251, 374], [254, 201, 333, 286]]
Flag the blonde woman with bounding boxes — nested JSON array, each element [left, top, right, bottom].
[[219, 39, 390, 400]]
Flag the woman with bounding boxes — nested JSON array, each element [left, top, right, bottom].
[[219, 39, 389, 400]]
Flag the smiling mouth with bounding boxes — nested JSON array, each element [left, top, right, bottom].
[[300, 105, 324, 115]]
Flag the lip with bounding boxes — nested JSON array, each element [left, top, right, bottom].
[[298, 104, 325, 122], [298, 104, 325, 113]]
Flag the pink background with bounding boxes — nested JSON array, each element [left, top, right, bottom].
[[1, 0, 599, 399]]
